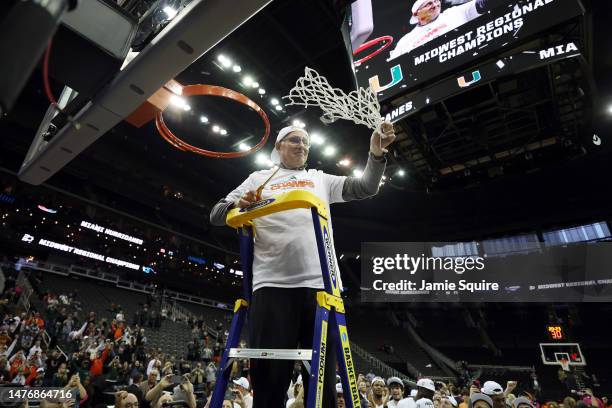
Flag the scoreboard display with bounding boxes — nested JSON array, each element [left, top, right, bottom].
[[547, 325, 565, 341], [344, 0, 585, 103]]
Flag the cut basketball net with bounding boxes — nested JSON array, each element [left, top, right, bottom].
[[283, 67, 383, 131]]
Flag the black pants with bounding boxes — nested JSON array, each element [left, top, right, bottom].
[[249, 287, 337, 408]]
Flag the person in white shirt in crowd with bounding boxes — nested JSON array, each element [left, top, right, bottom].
[[387, 376, 408, 407], [398, 379, 436, 408], [211, 122, 395, 407], [369, 376, 389, 408], [11, 366, 26, 385], [147, 356, 162, 381], [171, 375, 197, 408], [28, 339, 42, 359], [68, 321, 88, 341], [480, 380, 515, 408], [416, 398, 436, 408], [232, 377, 253, 408], [389, 0, 503, 60], [286, 375, 303, 408]]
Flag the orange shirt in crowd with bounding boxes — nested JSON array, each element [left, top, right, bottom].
[[90, 347, 109, 377], [114, 326, 124, 340]]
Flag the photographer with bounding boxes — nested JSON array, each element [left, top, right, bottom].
[[231, 377, 252, 408], [41, 373, 88, 408], [146, 372, 196, 408], [171, 374, 197, 408]]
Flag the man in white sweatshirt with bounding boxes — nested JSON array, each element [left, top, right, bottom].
[[211, 122, 395, 407]]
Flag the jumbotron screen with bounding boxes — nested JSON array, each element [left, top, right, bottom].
[[344, 0, 584, 102]]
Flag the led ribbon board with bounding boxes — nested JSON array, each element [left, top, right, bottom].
[[80, 220, 144, 245], [20, 233, 142, 271]]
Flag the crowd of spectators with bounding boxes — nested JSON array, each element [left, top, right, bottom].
[[1, 263, 610, 408]]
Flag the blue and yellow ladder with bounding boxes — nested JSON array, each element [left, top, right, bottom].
[[209, 190, 361, 408]]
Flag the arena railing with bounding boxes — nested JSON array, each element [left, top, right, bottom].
[[350, 341, 417, 385], [14, 268, 69, 360], [11, 259, 231, 310], [16, 269, 34, 312]]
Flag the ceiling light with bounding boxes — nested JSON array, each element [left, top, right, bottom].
[[242, 76, 253, 86], [251, 82, 259, 88], [397, 169, 405, 177], [382, 175, 387, 180], [270, 98, 279, 106], [258, 88, 266, 95], [338, 159, 351, 167], [275, 105, 282, 111], [182, 104, 191, 111], [292, 119, 300, 127], [323, 146, 336, 157], [217, 54, 228, 64], [170, 95, 187, 108], [310, 133, 325, 145], [200, 116, 208, 123], [353, 169, 364, 178], [220, 129, 228, 135], [232, 65, 242, 73], [212, 125, 220, 133], [239, 143, 251, 151], [255, 153, 268, 165], [163, 6, 178, 19], [608, 104, 612, 114]]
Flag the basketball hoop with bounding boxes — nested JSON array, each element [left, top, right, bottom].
[[155, 85, 270, 158], [559, 359, 570, 372], [353, 35, 394, 66]]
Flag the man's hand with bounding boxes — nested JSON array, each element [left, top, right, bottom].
[[182, 379, 194, 394], [505, 381, 517, 396], [68, 374, 79, 387], [470, 385, 480, 397], [234, 391, 246, 408], [370, 121, 396, 157], [234, 190, 258, 209], [160, 374, 173, 388]]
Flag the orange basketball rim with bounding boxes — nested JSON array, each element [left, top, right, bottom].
[[155, 84, 271, 158]]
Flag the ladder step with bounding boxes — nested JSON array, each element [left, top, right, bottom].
[[229, 348, 313, 360]]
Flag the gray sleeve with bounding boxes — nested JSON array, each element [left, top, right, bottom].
[[209, 199, 234, 226], [341, 154, 386, 201], [209, 174, 255, 227]]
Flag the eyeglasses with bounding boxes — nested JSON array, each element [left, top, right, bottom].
[[283, 136, 310, 147]]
